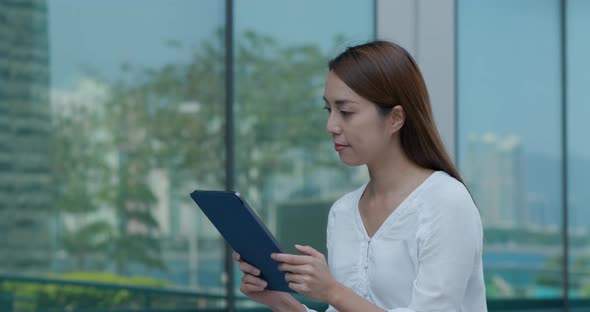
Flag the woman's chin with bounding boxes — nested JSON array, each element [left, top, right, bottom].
[[339, 155, 365, 167]]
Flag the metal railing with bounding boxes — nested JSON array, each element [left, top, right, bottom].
[[1, 274, 589, 312]]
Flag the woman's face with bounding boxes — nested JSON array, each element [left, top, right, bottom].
[[323, 71, 392, 166]]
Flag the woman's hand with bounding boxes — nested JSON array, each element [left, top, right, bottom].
[[233, 252, 302, 311], [272, 244, 342, 303]]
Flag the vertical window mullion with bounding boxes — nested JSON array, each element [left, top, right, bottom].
[[225, 0, 235, 310], [560, 0, 569, 311]]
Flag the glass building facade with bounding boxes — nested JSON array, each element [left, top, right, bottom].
[[458, 0, 564, 299], [457, 0, 590, 308], [0, 0, 588, 311]]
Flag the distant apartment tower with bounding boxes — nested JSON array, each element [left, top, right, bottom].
[[0, 1, 53, 272], [463, 133, 526, 228]]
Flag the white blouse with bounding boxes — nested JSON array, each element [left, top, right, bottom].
[[305, 171, 487, 312]]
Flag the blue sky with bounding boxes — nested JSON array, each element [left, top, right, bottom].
[[48, 0, 224, 88], [567, 0, 590, 159], [234, 0, 373, 53], [458, 0, 562, 159], [458, 0, 590, 159], [48, 0, 372, 88]]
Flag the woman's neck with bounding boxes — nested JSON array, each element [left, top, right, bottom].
[[365, 149, 431, 199]]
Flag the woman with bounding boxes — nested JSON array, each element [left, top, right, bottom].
[[233, 40, 487, 311]]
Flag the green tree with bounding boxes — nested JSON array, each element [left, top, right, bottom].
[[118, 29, 349, 218], [51, 83, 115, 270], [234, 31, 332, 210], [51, 78, 165, 274], [105, 85, 165, 274]]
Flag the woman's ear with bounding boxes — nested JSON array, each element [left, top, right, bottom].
[[388, 105, 405, 134]]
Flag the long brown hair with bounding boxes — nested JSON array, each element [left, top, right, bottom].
[[329, 40, 464, 184]]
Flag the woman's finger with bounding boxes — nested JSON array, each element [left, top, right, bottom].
[[239, 261, 261, 276], [288, 281, 307, 294], [284, 272, 304, 284], [295, 244, 324, 260], [241, 283, 265, 294], [243, 273, 267, 288], [272, 253, 313, 265], [279, 263, 312, 275]]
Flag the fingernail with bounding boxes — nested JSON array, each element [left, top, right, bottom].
[[270, 253, 276, 259], [295, 244, 302, 248]]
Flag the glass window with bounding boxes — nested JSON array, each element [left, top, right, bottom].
[[457, 0, 563, 299], [233, 0, 374, 309], [567, 0, 590, 300], [0, 0, 226, 310]]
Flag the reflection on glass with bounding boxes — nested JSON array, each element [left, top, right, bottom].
[[0, 0, 53, 274], [233, 0, 373, 309], [458, 0, 563, 299], [0, 0, 226, 310], [567, 0, 590, 299]]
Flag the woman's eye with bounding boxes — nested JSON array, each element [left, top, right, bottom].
[[340, 111, 352, 116]]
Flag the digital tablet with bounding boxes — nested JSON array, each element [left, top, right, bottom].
[[190, 190, 294, 293]]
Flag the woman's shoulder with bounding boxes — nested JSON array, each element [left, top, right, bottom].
[[414, 171, 483, 248], [425, 171, 472, 201], [418, 171, 480, 220]]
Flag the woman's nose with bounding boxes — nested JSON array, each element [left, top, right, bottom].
[[326, 114, 341, 135]]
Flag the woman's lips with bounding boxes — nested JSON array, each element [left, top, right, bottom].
[[334, 144, 349, 152]]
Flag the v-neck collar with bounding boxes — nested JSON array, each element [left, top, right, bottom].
[[354, 171, 441, 240]]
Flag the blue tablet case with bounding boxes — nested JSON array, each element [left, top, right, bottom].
[[190, 190, 294, 293]]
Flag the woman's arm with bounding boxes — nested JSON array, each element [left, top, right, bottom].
[[394, 187, 484, 311]]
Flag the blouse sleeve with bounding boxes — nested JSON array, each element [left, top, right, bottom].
[[389, 184, 484, 312]]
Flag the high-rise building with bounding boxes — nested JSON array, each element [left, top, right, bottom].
[[0, 1, 53, 272], [463, 133, 526, 228]]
